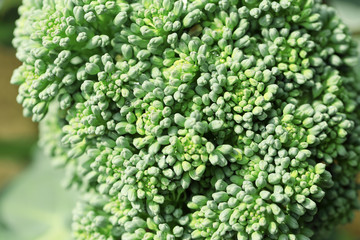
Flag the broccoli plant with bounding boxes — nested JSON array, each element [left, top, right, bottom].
[[11, 0, 360, 239]]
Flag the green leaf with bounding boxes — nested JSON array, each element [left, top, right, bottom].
[[0, 0, 21, 15], [0, 148, 78, 240]]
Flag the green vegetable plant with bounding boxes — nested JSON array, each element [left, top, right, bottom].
[[10, 0, 360, 239]]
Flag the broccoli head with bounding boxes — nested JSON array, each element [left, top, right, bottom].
[[11, 0, 360, 239]]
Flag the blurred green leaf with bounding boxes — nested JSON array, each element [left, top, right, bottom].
[[0, 138, 37, 161], [328, 231, 358, 240], [0, 149, 78, 240], [329, 0, 360, 34], [0, 0, 21, 15], [0, 23, 14, 45], [0, 0, 20, 45]]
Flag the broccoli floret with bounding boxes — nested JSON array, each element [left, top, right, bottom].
[[11, 0, 360, 239]]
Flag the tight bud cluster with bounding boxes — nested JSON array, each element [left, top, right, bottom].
[[11, 0, 360, 239]]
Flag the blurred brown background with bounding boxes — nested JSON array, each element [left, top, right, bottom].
[[0, 45, 37, 188], [0, 0, 359, 239], [0, 0, 37, 189]]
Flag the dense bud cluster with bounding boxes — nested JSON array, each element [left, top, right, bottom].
[[12, 0, 360, 239]]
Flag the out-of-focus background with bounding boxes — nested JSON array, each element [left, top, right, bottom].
[[0, 0, 36, 189], [0, 0, 359, 239]]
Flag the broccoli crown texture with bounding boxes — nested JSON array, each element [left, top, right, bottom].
[[11, 0, 360, 239]]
